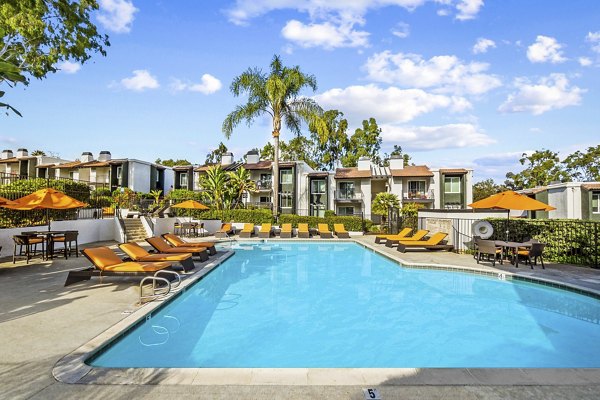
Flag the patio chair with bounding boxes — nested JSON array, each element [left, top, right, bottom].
[[215, 223, 234, 238], [146, 237, 209, 262], [318, 223, 333, 239], [64, 246, 178, 286], [517, 242, 546, 269], [162, 233, 217, 255], [258, 223, 272, 238], [396, 232, 453, 253], [375, 228, 412, 244], [334, 224, 350, 239], [385, 230, 429, 247], [119, 242, 195, 272], [239, 223, 255, 238], [12, 234, 45, 264], [476, 239, 503, 266], [472, 235, 481, 259], [280, 223, 293, 238], [50, 230, 79, 259], [298, 223, 310, 239]]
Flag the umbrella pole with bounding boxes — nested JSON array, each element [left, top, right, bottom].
[[47, 208, 51, 232], [506, 209, 510, 242]]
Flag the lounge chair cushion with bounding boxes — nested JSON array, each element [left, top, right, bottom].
[[120, 242, 192, 262], [163, 234, 216, 249], [102, 261, 172, 273]]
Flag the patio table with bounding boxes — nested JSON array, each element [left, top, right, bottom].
[[31, 231, 69, 259], [494, 241, 532, 268]]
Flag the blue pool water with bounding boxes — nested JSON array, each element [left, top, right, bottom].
[[90, 242, 600, 368]]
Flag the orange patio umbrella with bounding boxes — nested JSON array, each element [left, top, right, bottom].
[[468, 190, 555, 240], [4, 188, 88, 231], [171, 200, 209, 222], [0, 196, 18, 207]]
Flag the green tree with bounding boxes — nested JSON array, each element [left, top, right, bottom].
[[227, 167, 257, 208], [31, 149, 46, 156], [1, 0, 110, 115], [563, 145, 600, 182], [504, 149, 569, 189], [204, 142, 228, 165], [155, 158, 191, 167], [259, 142, 274, 160], [473, 179, 508, 202], [280, 136, 318, 169], [222, 54, 325, 215], [341, 118, 382, 167], [383, 145, 411, 167], [371, 192, 400, 225], [200, 165, 229, 211], [310, 109, 349, 170]]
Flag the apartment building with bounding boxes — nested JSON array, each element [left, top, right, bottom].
[[0, 148, 71, 179], [519, 182, 600, 220]]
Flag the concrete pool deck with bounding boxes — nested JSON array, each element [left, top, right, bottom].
[[1, 236, 599, 399]]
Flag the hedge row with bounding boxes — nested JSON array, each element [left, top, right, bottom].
[[486, 218, 600, 267], [279, 214, 370, 232], [197, 209, 274, 224]]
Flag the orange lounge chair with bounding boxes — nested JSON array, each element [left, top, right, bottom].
[[318, 223, 333, 239], [385, 230, 429, 247], [258, 223, 272, 238], [162, 233, 217, 255], [298, 223, 310, 239], [334, 224, 350, 239], [375, 228, 412, 244], [280, 223, 293, 238], [64, 246, 178, 286], [145, 237, 209, 262], [119, 242, 195, 272], [215, 223, 234, 238], [238, 223, 255, 239], [396, 232, 453, 253]]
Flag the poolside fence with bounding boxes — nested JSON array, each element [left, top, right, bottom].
[[417, 215, 600, 269]]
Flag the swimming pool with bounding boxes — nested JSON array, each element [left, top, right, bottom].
[[89, 241, 600, 368]]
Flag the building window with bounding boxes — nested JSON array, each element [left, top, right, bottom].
[[338, 181, 355, 199], [280, 193, 293, 209], [444, 176, 461, 193], [280, 170, 293, 184], [116, 166, 123, 186], [259, 196, 272, 204], [407, 180, 426, 197], [260, 173, 271, 182], [69, 171, 74, 180], [311, 179, 326, 195], [180, 172, 188, 187], [338, 206, 355, 216], [593, 192, 600, 214]]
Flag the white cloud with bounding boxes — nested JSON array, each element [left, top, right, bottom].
[[97, 0, 138, 33], [56, 61, 81, 74], [472, 37, 496, 54], [578, 57, 592, 67], [381, 123, 495, 150], [526, 35, 566, 64], [455, 0, 484, 21], [281, 17, 369, 49], [120, 70, 159, 91], [586, 31, 600, 54], [364, 51, 501, 95], [498, 73, 584, 115], [170, 74, 222, 95], [391, 22, 410, 38], [314, 84, 471, 126]]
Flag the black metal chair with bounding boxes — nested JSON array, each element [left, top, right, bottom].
[[472, 235, 482, 259], [476, 239, 503, 266], [517, 243, 546, 269], [12, 235, 45, 264], [50, 231, 79, 259]]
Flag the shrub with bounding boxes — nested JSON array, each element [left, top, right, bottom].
[[324, 210, 336, 218], [196, 209, 274, 224], [279, 214, 370, 232]]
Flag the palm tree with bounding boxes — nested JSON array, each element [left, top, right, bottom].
[[222, 55, 326, 216], [200, 165, 228, 210], [227, 167, 258, 208], [371, 192, 400, 226]]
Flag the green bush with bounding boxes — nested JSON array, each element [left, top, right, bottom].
[[279, 214, 370, 231], [324, 210, 336, 217], [196, 209, 274, 224]]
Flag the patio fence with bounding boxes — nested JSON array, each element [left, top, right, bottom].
[[0, 173, 114, 229], [417, 216, 600, 269]]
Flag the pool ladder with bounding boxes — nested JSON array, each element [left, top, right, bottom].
[[138, 270, 181, 304]]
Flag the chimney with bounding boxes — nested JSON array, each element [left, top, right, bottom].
[[221, 152, 234, 165], [0, 149, 13, 160], [389, 154, 404, 170], [246, 150, 259, 164], [98, 151, 111, 162], [81, 152, 94, 163], [357, 156, 371, 171], [16, 148, 28, 158]]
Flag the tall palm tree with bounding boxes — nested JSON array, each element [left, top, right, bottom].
[[222, 55, 326, 216]]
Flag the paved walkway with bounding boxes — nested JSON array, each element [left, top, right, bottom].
[[0, 237, 599, 399]]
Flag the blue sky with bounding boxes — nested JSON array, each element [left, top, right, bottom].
[[2, 0, 599, 182]]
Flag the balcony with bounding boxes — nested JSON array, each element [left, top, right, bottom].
[[334, 190, 363, 202], [403, 190, 434, 202], [246, 201, 273, 210], [255, 180, 273, 191]]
